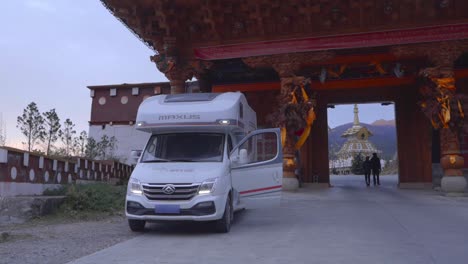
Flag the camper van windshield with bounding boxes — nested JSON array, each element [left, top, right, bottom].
[[141, 133, 225, 163]]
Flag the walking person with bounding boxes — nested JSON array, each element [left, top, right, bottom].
[[370, 153, 381, 186], [363, 156, 372, 186]]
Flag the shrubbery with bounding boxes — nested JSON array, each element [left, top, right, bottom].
[[43, 183, 126, 217], [63, 184, 125, 212], [351, 153, 365, 175], [43, 185, 68, 196]]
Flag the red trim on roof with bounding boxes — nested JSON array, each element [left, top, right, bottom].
[[195, 23, 468, 60]]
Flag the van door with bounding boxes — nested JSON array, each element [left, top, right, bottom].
[[230, 128, 282, 208]]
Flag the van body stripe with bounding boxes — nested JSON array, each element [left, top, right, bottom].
[[239, 185, 282, 195]]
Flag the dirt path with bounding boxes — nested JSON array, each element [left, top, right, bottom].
[[0, 215, 135, 264]]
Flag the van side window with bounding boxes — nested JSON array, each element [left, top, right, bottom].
[[236, 132, 278, 164]]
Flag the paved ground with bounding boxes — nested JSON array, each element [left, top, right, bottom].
[[0, 215, 135, 264], [69, 175, 468, 264]]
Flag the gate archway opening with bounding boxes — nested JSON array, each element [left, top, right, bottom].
[[327, 102, 398, 189]]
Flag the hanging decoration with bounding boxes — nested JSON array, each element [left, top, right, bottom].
[[419, 76, 465, 131], [269, 77, 316, 151], [393, 63, 404, 78], [327, 64, 347, 78], [295, 107, 316, 150], [370, 61, 387, 75]]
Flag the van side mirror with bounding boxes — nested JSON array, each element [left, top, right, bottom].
[[130, 150, 142, 164], [239, 149, 248, 165]]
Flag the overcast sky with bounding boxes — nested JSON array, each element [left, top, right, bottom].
[[0, 0, 395, 149]]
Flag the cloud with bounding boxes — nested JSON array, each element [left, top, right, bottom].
[[24, 0, 56, 13]]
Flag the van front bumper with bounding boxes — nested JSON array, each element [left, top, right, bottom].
[[125, 193, 226, 221]]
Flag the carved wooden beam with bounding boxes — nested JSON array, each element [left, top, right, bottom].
[[200, 1, 222, 41], [243, 51, 335, 77], [153, 0, 176, 38]]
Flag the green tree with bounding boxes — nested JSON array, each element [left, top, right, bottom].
[[85, 137, 99, 159], [42, 109, 61, 156], [60, 118, 76, 157], [96, 135, 119, 160], [17, 102, 45, 152], [351, 153, 365, 175]]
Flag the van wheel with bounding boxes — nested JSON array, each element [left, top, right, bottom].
[[128, 219, 146, 232], [215, 196, 232, 233]]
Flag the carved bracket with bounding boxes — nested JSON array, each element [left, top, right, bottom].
[[391, 40, 468, 69], [150, 54, 213, 82]]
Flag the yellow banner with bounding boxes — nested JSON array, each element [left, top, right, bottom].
[[295, 108, 316, 150], [281, 127, 287, 147]]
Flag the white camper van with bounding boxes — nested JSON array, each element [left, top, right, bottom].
[[126, 92, 282, 233]]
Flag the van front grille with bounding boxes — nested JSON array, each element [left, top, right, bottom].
[[142, 183, 200, 200]]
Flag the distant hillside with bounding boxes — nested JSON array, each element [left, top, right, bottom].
[[329, 121, 397, 160], [371, 119, 395, 126]]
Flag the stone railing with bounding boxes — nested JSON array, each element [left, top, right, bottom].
[[0, 147, 133, 196]]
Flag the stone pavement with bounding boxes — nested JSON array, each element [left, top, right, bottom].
[[69, 175, 468, 264]]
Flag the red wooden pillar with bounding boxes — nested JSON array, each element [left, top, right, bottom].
[[306, 100, 330, 184], [395, 88, 433, 186]]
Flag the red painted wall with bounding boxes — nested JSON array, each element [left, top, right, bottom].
[[0, 147, 133, 184], [89, 83, 170, 125]]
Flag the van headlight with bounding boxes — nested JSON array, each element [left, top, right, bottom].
[[198, 178, 218, 195], [129, 178, 143, 195]]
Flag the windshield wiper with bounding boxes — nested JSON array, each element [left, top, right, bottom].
[[168, 159, 198, 162], [141, 158, 171, 163]]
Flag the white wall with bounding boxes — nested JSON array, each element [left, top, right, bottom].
[[89, 125, 151, 164]]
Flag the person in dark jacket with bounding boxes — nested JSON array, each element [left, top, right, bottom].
[[370, 153, 381, 185], [363, 156, 372, 186]]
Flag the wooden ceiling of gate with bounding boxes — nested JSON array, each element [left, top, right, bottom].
[[101, 0, 468, 59]]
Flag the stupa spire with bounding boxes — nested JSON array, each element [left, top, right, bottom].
[[353, 104, 360, 127]]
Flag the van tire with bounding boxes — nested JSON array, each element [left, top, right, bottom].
[[215, 196, 232, 233], [128, 219, 146, 232]]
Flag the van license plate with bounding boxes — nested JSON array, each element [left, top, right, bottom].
[[155, 205, 180, 214]]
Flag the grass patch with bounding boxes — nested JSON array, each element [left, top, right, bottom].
[[43, 183, 126, 219], [43, 185, 68, 196], [63, 184, 126, 212]]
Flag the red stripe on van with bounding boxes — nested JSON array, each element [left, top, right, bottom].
[[239, 185, 282, 195]]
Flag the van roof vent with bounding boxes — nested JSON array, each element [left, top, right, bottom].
[[164, 93, 220, 103]]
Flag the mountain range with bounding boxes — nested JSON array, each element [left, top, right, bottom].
[[328, 120, 397, 160]]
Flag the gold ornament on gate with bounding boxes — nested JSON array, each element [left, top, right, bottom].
[[449, 155, 457, 165]]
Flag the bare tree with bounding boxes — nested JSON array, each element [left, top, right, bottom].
[[42, 109, 61, 156], [76, 130, 88, 157], [17, 102, 45, 151], [60, 118, 76, 157], [108, 136, 118, 160], [98, 135, 110, 159], [0, 113, 6, 146]]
